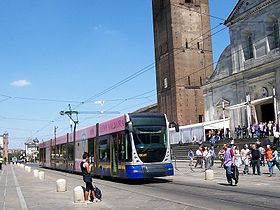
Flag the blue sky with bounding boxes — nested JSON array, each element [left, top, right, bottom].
[[0, 0, 238, 149]]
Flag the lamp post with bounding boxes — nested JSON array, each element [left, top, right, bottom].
[[60, 105, 78, 173]]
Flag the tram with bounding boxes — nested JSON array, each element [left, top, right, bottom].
[[39, 113, 178, 179]]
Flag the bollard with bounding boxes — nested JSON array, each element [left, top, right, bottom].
[[38, 171, 45, 180], [205, 169, 214, 180], [27, 166, 32, 173], [56, 179, 67, 192], [24, 166, 29, 172], [34, 169, 39, 177], [73, 186, 85, 203]]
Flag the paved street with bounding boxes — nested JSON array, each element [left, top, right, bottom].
[[0, 162, 280, 210]]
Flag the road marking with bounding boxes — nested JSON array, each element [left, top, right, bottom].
[[2, 168, 7, 210], [11, 166, 29, 210]]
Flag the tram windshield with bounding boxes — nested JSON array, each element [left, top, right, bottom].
[[130, 115, 168, 163]]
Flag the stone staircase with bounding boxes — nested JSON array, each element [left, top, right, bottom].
[[171, 137, 273, 160]]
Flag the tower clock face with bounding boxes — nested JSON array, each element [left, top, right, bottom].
[[261, 87, 268, 98]]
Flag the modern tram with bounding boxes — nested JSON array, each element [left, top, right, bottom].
[[39, 113, 178, 179]]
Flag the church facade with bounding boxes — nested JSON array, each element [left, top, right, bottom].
[[203, 0, 280, 132]]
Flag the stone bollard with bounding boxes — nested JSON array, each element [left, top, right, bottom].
[[34, 169, 39, 178], [24, 166, 29, 172], [205, 169, 214, 180], [73, 186, 85, 203], [56, 179, 67, 192], [27, 166, 32, 173], [38, 171, 45, 180]]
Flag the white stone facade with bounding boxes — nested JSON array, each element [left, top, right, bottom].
[[203, 0, 280, 132]]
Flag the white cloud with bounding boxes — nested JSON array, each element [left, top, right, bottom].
[[11, 80, 31, 87], [94, 24, 117, 35]]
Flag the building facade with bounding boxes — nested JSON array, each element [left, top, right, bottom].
[[203, 0, 280, 132], [25, 138, 39, 162], [152, 0, 213, 125], [0, 133, 9, 161]]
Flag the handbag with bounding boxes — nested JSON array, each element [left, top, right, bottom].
[[83, 174, 92, 183]]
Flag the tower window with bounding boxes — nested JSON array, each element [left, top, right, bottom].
[[185, 0, 193, 3], [164, 78, 168, 89], [200, 76, 202, 86], [186, 41, 188, 49], [199, 115, 203, 123], [197, 42, 200, 49], [188, 76, 191, 86]]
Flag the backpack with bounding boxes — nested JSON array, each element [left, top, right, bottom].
[[94, 186, 102, 200]]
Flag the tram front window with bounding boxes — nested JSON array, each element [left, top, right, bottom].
[[133, 126, 167, 163]]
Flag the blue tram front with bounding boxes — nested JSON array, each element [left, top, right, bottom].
[[93, 113, 174, 179]]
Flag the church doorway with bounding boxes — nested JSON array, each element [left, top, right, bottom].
[[260, 103, 274, 123]]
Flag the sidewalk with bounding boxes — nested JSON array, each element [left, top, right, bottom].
[[0, 164, 108, 210], [172, 160, 280, 193]]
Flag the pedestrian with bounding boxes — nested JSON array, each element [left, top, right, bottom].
[[241, 144, 250, 174], [250, 144, 261, 176], [265, 145, 273, 177], [80, 152, 97, 203], [271, 146, 280, 172], [209, 146, 216, 168], [0, 156, 3, 170], [234, 146, 242, 168], [266, 146, 280, 177], [195, 147, 203, 168], [258, 144, 265, 166], [223, 144, 238, 186], [218, 147, 225, 168], [188, 149, 194, 167], [273, 130, 280, 148]]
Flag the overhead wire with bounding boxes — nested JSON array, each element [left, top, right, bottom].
[[31, 22, 227, 139], [21, 5, 231, 140]]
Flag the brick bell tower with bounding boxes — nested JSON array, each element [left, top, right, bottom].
[[152, 0, 213, 125]]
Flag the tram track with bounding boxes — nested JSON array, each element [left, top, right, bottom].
[[32, 166, 279, 210]]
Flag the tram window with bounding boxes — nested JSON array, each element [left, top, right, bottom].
[[118, 133, 132, 162], [61, 144, 67, 159], [51, 146, 55, 159], [67, 143, 74, 161], [56, 145, 60, 158], [99, 138, 109, 162], [39, 148, 43, 161], [88, 139, 94, 159]]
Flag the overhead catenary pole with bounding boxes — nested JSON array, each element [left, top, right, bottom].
[[60, 104, 78, 173], [222, 101, 226, 139], [59, 105, 120, 173], [246, 94, 252, 138], [273, 87, 278, 128], [54, 126, 58, 168]]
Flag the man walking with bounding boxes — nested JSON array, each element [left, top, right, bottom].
[[223, 144, 238, 185], [250, 144, 261, 175]]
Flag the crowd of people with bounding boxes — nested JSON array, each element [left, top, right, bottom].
[[188, 134, 280, 185], [234, 121, 279, 141]]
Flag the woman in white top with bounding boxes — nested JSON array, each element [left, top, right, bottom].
[[240, 144, 250, 174]]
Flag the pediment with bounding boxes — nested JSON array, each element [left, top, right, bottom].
[[225, 0, 273, 26], [215, 98, 230, 108]]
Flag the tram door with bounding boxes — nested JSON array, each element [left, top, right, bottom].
[[111, 135, 118, 176]]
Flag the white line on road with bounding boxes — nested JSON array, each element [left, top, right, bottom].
[[11, 166, 29, 210]]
